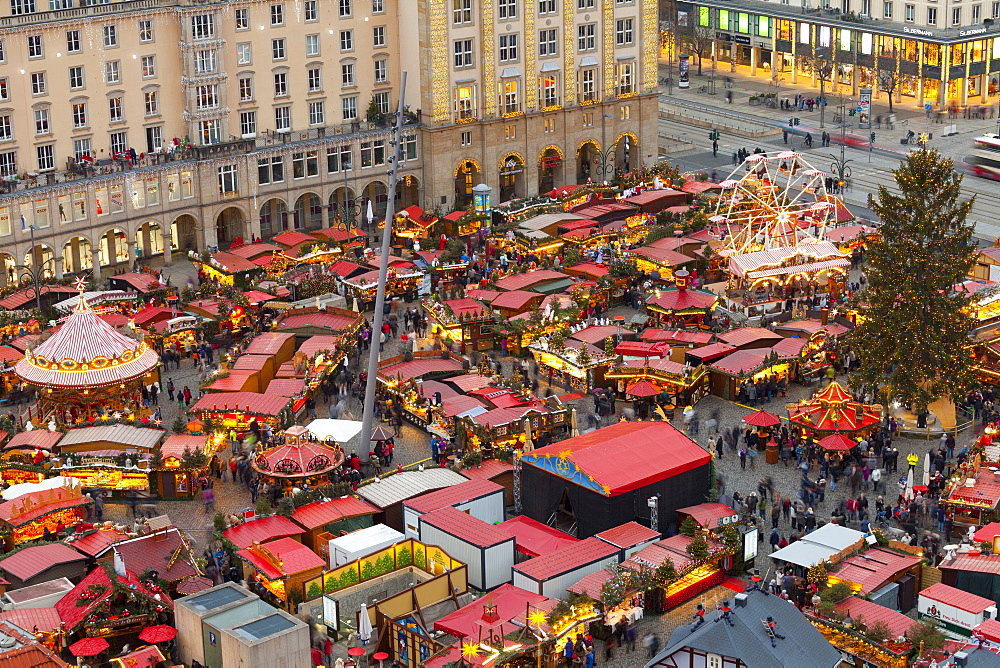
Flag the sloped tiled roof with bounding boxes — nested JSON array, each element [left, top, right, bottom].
[[0, 543, 85, 581], [513, 537, 618, 581], [832, 547, 921, 595], [66, 528, 128, 557], [114, 527, 200, 582], [0, 621, 66, 668], [223, 516, 303, 550], [834, 596, 913, 639], [717, 327, 784, 347], [419, 506, 513, 548], [921, 582, 996, 614], [238, 537, 324, 579], [594, 522, 660, 549], [0, 607, 62, 634], [291, 496, 380, 530], [404, 479, 504, 514], [190, 391, 292, 417]]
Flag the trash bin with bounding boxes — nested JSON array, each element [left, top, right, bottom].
[[765, 442, 779, 465]]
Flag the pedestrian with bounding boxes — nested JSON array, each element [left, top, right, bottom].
[[202, 483, 215, 514], [739, 448, 747, 470], [167, 379, 175, 402], [712, 140, 718, 158]]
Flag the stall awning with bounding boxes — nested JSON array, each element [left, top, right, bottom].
[[531, 278, 576, 294]]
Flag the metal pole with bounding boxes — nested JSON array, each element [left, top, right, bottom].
[[359, 71, 407, 461], [29, 224, 40, 312]]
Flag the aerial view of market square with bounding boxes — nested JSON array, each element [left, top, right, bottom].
[[5, 1, 1000, 667]]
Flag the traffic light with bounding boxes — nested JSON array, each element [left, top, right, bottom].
[[870, 132, 876, 143], [794, 117, 800, 126], [848, 109, 856, 116], [708, 129, 721, 141], [789, 118, 800, 126]]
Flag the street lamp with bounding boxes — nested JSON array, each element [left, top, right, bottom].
[[829, 94, 854, 194], [327, 198, 364, 230], [22, 224, 43, 313]]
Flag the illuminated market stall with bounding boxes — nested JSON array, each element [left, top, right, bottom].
[[252, 425, 345, 495], [237, 537, 324, 611], [707, 348, 791, 401], [189, 250, 265, 288], [392, 205, 439, 243], [0, 429, 59, 485], [152, 433, 216, 499], [189, 391, 295, 430], [785, 382, 883, 438], [939, 445, 1000, 530], [422, 297, 494, 354], [414, 250, 470, 292], [339, 267, 424, 308], [604, 357, 710, 407], [644, 270, 718, 328], [0, 478, 92, 547], [376, 352, 470, 427], [528, 337, 615, 392], [460, 396, 567, 454]]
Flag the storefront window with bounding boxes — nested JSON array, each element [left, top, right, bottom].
[[698, 6, 710, 26], [757, 16, 770, 37], [737, 12, 750, 33], [819, 25, 831, 48], [925, 43, 941, 66], [994, 40, 1000, 59], [860, 32, 873, 54], [799, 22, 811, 44], [719, 9, 730, 31], [776, 20, 793, 41], [970, 41, 985, 62], [877, 36, 896, 57], [902, 40, 918, 61], [839, 29, 852, 51], [951, 43, 965, 66]]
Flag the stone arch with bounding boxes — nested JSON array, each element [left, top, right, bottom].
[[396, 174, 420, 211], [537, 145, 564, 194], [259, 198, 288, 240], [0, 252, 15, 286], [293, 192, 324, 231], [576, 139, 601, 182], [215, 206, 247, 246], [454, 159, 482, 209], [361, 180, 389, 222], [328, 188, 359, 228], [24, 244, 56, 280], [498, 152, 526, 202], [613, 131, 639, 173], [135, 221, 164, 259], [98, 228, 130, 267], [62, 236, 93, 275], [171, 214, 199, 253]]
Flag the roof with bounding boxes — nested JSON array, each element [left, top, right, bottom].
[[727, 242, 846, 278], [595, 522, 660, 549], [265, 378, 306, 397], [655, 590, 841, 668], [238, 537, 324, 579], [677, 503, 740, 530], [356, 468, 469, 508], [641, 329, 713, 345], [973, 522, 1000, 542], [115, 527, 199, 582], [513, 537, 619, 581], [378, 357, 466, 382], [209, 251, 259, 273], [328, 260, 367, 278], [111, 645, 166, 668], [56, 565, 171, 632], [3, 430, 62, 452], [131, 306, 175, 327], [277, 312, 358, 333], [490, 290, 541, 310], [434, 583, 552, 638], [419, 506, 513, 548], [834, 596, 914, 638], [773, 318, 850, 338], [109, 272, 165, 293], [625, 538, 693, 572], [717, 327, 785, 348], [441, 298, 488, 319], [569, 325, 622, 344], [0, 487, 91, 527], [231, 355, 273, 372], [244, 332, 296, 356], [571, 203, 636, 219], [191, 391, 292, 417], [645, 286, 717, 312], [517, 212, 585, 232], [944, 467, 1000, 510], [769, 524, 866, 568], [920, 582, 996, 614], [565, 262, 609, 278], [493, 270, 571, 292], [404, 478, 504, 514], [0, 621, 67, 668], [458, 459, 514, 482], [832, 547, 922, 594], [521, 421, 710, 496], [709, 350, 769, 376], [467, 289, 501, 302], [159, 434, 209, 461], [627, 246, 696, 267], [440, 394, 487, 418], [0, 607, 62, 634], [312, 226, 365, 242], [771, 337, 810, 358], [65, 528, 128, 557], [295, 335, 340, 357], [0, 285, 76, 309], [787, 382, 883, 434], [272, 231, 317, 248], [687, 342, 739, 362], [58, 424, 164, 450], [471, 405, 550, 428], [940, 554, 1000, 576], [223, 516, 304, 550], [567, 568, 616, 597], [443, 374, 493, 393], [624, 188, 687, 205], [290, 496, 380, 530], [973, 617, 1000, 644], [615, 341, 671, 358], [226, 242, 281, 259], [253, 441, 342, 478], [497, 515, 580, 558], [0, 543, 85, 580]]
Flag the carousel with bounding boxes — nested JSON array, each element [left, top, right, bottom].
[[14, 279, 160, 427], [786, 382, 883, 438], [252, 425, 345, 495]]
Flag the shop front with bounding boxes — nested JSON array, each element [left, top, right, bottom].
[[528, 339, 614, 392]]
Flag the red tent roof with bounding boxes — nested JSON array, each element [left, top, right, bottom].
[[291, 496, 380, 530], [717, 327, 784, 348], [645, 287, 717, 312], [434, 584, 552, 638], [223, 516, 303, 549], [787, 382, 882, 433], [238, 537, 324, 579], [522, 421, 710, 496], [921, 582, 996, 613], [0, 543, 85, 580], [253, 441, 343, 478], [498, 515, 580, 557], [835, 597, 913, 639], [676, 503, 740, 530], [190, 391, 292, 417]]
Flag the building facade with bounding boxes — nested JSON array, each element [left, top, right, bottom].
[[0, 0, 657, 285], [672, 0, 1000, 110]]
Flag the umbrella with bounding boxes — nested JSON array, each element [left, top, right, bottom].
[[626, 380, 660, 397], [307, 419, 363, 442], [817, 434, 856, 451], [923, 452, 931, 487], [743, 411, 781, 428], [569, 407, 579, 438], [139, 625, 177, 644], [366, 199, 374, 225], [523, 417, 534, 452], [70, 638, 109, 657], [358, 603, 373, 645], [719, 179, 739, 188], [369, 425, 394, 442], [352, 296, 360, 312]]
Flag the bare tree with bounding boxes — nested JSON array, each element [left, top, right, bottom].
[[677, 25, 714, 76], [878, 52, 903, 113], [799, 48, 834, 128]]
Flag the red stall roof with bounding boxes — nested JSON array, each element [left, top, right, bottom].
[[834, 597, 913, 639], [190, 391, 292, 417], [458, 459, 514, 482], [567, 568, 616, 597], [245, 332, 296, 356], [434, 583, 551, 638], [277, 312, 358, 333], [0, 543, 85, 581], [65, 528, 128, 558], [291, 496, 379, 530], [522, 421, 710, 496], [419, 506, 513, 548], [404, 479, 504, 514], [266, 378, 307, 397], [378, 357, 466, 382], [834, 547, 921, 594], [223, 516, 303, 549], [513, 537, 619, 581], [498, 516, 580, 558], [595, 522, 661, 550], [493, 270, 571, 292], [921, 582, 996, 613], [645, 286, 717, 311], [490, 290, 541, 310], [641, 329, 713, 345], [238, 537, 324, 579], [685, 342, 737, 362], [717, 327, 784, 348], [677, 503, 739, 530]]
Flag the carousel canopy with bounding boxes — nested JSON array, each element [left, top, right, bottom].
[[787, 382, 882, 434], [253, 441, 344, 478], [15, 295, 158, 389]]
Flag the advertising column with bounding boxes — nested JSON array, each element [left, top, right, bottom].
[[679, 53, 690, 88], [858, 87, 872, 128]]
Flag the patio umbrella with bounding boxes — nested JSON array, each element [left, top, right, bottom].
[[70, 638, 109, 657], [626, 380, 660, 397], [923, 452, 931, 487], [569, 407, 579, 438], [366, 199, 374, 226], [358, 603, 373, 645], [523, 418, 534, 451], [369, 425, 394, 442], [743, 411, 781, 428], [139, 625, 178, 644], [817, 434, 856, 451], [307, 419, 363, 443]]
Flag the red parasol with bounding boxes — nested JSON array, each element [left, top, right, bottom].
[[139, 624, 178, 643], [348, 647, 366, 657], [743, 411, 781, 428], [817, 434, 857, 451], [626, 380, 660, 397], [69, 638, 109, 657]]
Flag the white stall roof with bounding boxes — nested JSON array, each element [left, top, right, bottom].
[[769, 524, 865, 568], [328, 524, 404, 553], [357, 468, 468, 508]]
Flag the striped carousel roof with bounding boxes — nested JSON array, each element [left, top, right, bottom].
[[15, 295, 159, 389]]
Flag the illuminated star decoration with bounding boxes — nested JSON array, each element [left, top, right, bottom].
[[72, 276, 88, 292], [460, 641, 482, 660], [527, 609, 548, 630]]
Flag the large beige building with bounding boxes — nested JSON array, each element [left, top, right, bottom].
[[0, 0, 657, 284]]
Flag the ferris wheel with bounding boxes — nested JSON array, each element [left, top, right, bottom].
[[712, 151, 835, 255]]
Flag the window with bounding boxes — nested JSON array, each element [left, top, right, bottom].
[[928, 7, 937, 23], [541, 75, 557, 106], [461, 130, 472, 146], [582, 111, 593, 127], [0, 152, 15, 176], [308, 67, 322, 91], [73, 138, 91, 160], [240, 111, 257, 137], [192, 14, 214, 39], [953, 7, 961, 23], [218, 164, 238, 195], [28, 34, 43, 58], [275, 105, 291, 131], [67, 30, 81, 52], [144, 90, 158, 115], [197, 84, 218, 109], [326, 145, 351, 172], [108, 96, 123, 122], [581, 68, 596, 101], [454, 39, 473, 67], [306, 34, 320, 56], [454, 85, 474, 118], [72, 102, 87, 127], [10, 0, 35, 16], [403, 134, 417, 160], [292, 150, 320, 177], [502, 79, 519, 113], [578, 24, 596, 50], [578, 0, 594, 8], [234, 8, 250, 30], [308, 101, 325, 125], [543, 118, 555, 133], [271, 3, 284, 25], [0, 40, 5, 63], [374, 91, 390, 113], [31, 72, 46, 95], [141, 55, 156, 78], [0, 115, 10, 141], [0, 78, 6, 101], [272, 39, 285, 59], [373, 26, 386, 47], [994, 1, 1000, 18], [342, 95, 358, 120], [305, 0, 317, 20], [973, 4, 981, 21], [238, 43, 252, 64], [539, 29, 557, 56], [69, 66, 84, 89], [504, 124, 516, 139], [620, 104, 630, 119], [339, 0, 351, 16], [360, 139, 385, 167], [258, 155, 283, 183], [615, 18, 633, 45], [195, 49, 217, 74], [706, 655, 722, 668], [882, 1, 892, 17], [138, 19, 153, 42], [374, 59, 388, 83], [274, 72, 288, 97], [372, 0, 384, 13], [103, 25, 117, 48], [110, 131, 127, 154], [539, 0, 555, 14], [199, 120, 220, 144], [340, 30, 353, 51], [239, 76, 253, 101], [105, 61, 120, 84], [453, 0, 472, 23], [35, 108, 50, 134], [499, 34, 518, 61], [342, 63, 356, 86], [498, 0, 516, 19], [617, 61, 634, 94], [36, 145, 53, 171], [905, 3, 914, 20]]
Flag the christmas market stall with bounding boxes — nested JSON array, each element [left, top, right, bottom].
[[189, 250, 264, 288], [422, 297, 494, 354], [0, 477, 91, 548], [376, 352, 470, 427], [53, 424, 167, 496], [706, 348, 791, 401], [676, 503, 758, 571], [153, 433, 215, 499], [252, 425, 345, 495], [626, 246, 696, 283], [14, 290, 160, 427], [939, 447, 1000, 530], [339, 267, 424, 308], [290, 495, 379, 555], [236, 537, 324, 611], [189, 391, 295, 431], [785, 382, 883, 438], [0, 429, 59, 485], [624, 531, 731, 612], [460, 395, 567, 454], [414, 250, 470, 293], [528, 335, 615, 392], [604, 357, 709, 407], [643, 271, 718, 329], [392, 205, 439, 243], [772, 318, 851, 383]]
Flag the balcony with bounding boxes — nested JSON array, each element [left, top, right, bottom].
[[0, 0, 165, 28]]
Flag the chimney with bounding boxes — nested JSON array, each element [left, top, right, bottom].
[[954, 652, 969, 667], [734, 593, 748, 608], [674, 269, 690, 291]]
